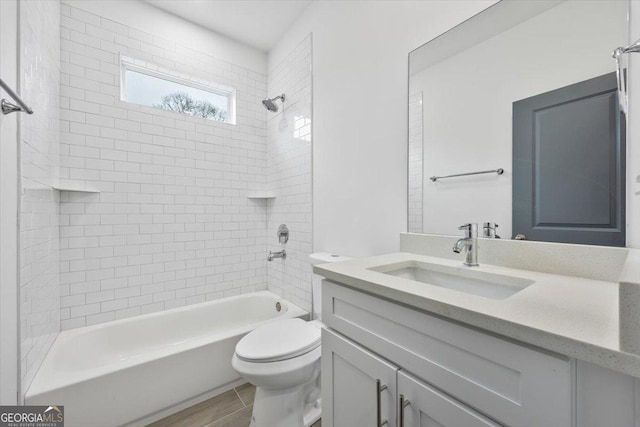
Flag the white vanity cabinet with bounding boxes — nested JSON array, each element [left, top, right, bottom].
[[323, 327, 502, 427], [321, 280, 574, 427]]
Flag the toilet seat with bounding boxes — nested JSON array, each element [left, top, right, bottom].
[[236, 318, 321, 363]]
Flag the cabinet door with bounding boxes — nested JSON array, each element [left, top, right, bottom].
[[398, 371, 501, 427], [322, 328, 399, 427]]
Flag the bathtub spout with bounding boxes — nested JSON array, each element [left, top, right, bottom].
[[268, 250, 286, 261]]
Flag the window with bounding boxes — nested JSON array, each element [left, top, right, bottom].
[[120, 57, 235, 124]]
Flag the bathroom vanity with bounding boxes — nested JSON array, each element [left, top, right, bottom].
[[317, 234, 640, 427]]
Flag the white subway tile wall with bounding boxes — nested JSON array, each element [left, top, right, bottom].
[[265, 37, 313, 312], [58, 3, 270, 329], [20, 0, 61, 393], [408, 92, 423, 233]]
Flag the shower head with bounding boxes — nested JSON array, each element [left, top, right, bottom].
[[262, 99, 278, 112], [262, 94, 285, 112]]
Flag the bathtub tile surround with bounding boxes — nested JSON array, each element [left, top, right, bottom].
[[58, 3, 271, 329], [15, 0, 316, 407], [55, 2, 315, 330], [19, 0, 62, 396], [266, 35, 313, 312]]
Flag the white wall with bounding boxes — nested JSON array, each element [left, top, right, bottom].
[[58, 2, 269, 329], [62, 0, 266, 74], [266, 36, 313, 311], [19, 0, 61, 397], [268, 1, 494, 257], [411, 1, 627, 239]]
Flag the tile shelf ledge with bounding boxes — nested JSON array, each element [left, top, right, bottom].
[[52, 182, 100, 193], [246, 192, 276, 199]]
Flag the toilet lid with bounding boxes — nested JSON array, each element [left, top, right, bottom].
[[236, 318, 321, 363]]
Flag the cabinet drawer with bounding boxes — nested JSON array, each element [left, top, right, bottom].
[[399, 371, 501, 427], [323, 280, 572, 427]]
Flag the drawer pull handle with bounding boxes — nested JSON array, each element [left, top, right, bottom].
[[399, 394, 410, 427], [376, 379, 388, 426]]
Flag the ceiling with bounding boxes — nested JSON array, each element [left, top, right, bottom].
[[144, 0, 312, 52]]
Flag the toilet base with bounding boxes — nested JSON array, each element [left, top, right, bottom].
[[249, 372, 321, 427], [302, 399, 321, 427]]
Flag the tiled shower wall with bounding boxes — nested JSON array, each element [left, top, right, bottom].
[[408, 92, 423, 233], [265, 36, 313, 312], [58, 3, 269, 329], [19, 0, 61, 393]]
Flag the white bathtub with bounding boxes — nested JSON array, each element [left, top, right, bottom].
[[26, 291, 307, 427]]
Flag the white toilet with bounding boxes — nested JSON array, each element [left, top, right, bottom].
[[231, 253, 351, 427]]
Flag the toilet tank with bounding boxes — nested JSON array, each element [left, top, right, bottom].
[[309, 253, 352, 321]]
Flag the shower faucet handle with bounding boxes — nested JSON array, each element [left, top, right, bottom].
[[277, 224, 289, 244]]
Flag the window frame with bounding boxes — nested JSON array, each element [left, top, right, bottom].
[[119, 55, 236, 125]]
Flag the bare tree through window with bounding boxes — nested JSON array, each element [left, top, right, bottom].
[[154, 92, 227, 122]]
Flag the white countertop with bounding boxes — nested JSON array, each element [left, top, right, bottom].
[[314, 251, 640, 378]]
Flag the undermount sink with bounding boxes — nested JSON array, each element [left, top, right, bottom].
[[369, 261, 534, 300]]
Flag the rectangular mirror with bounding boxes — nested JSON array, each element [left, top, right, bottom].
[[408, 0, 630, 246]]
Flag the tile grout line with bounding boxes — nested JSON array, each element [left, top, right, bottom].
[[233, 386, 248, 407], [205, 403, 252, 427]]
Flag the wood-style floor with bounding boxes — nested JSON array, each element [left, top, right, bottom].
[[146, 383, 321, 427]]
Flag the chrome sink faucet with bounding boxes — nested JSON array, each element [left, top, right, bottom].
[[453, 223, 479, 266], [482, 222, 500, 239]]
